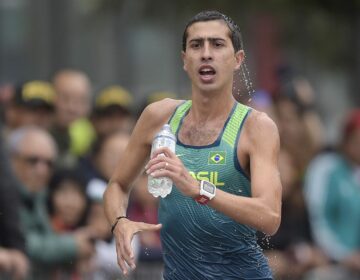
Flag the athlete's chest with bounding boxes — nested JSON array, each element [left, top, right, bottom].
[[178, 120, 224, 146]]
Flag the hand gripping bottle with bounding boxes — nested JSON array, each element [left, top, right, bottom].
[[148, 124, 176, 198]]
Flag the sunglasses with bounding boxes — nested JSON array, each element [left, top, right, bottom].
[[18, 155, 54, 168]]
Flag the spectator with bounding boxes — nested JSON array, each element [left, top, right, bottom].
[[78, 128, 132, 185], [304, 109, 360, 280], [51, 69, 94, 167], [90, 85, 135, 139], [259, 148, 327, 280], [7, 126, 95, 279], [47, 169, 90, 233], [4, 80, 55, 133], [84, 131, 138, 279], [0, 82, 15, 122], [248, 89, 277, 122], [46, 169, 92, 278], [0, 123, 29, 279], [274, 94, 320, 175]]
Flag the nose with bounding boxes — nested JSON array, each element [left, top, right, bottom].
[[201, 42, 213, 62]]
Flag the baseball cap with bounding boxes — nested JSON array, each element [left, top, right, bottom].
[[94, 85, 133, 114], [14, 80, 55, 109]]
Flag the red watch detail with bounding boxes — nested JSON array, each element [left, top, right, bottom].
[[195, 195, 210, 205]]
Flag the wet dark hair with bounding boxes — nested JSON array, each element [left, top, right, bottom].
[[182, 10, 243, 52]]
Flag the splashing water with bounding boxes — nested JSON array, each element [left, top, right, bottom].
[[144, 247, 150, 256], [233, 57, 256, 105], [258, 234, 273, 251]]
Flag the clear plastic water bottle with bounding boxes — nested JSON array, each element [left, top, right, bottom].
[[148, 124, 176, 198]]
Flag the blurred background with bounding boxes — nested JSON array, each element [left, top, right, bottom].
[[0, 0, 360, 280], [1, 0, 359, 141]]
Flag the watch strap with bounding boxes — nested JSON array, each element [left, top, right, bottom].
[[195, 195, 210, 205]]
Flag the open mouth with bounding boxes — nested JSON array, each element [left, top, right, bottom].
[[199, 66, 216, 76], [198, 65, 216, 82]]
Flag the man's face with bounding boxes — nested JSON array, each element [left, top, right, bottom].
[[19, 107, 54, 130], [96, 133, 129, 180], [182, 20, 244, 93], [54, 73, 91, 128], [12, 132, 56, 193], [91, 111, 134, 138]]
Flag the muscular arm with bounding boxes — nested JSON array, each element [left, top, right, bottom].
[[208, 112, 282, 235], [103, 100, 174, 225], [103, 99, 181, 274]]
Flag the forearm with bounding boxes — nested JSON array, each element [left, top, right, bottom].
[[208, 189, 280, 235], [103, 180, 130, 227]]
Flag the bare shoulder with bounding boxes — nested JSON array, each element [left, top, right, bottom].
[[243, 109, 280, 151], [114, 98, 184, 185], [143, 98, 183, 121], [140, 98, 184, 127], [134, 98, 184, 143]]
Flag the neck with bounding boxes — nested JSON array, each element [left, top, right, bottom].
[[190, 87, 236, 123]]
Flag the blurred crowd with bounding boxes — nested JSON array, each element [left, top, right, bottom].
[[0, 69, 165, 280], [0, 68, 359, 280]]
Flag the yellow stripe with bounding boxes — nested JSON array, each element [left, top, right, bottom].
[[222, 103, 249, 148], [169, 100, 192, 134]]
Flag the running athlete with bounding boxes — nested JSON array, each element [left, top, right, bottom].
[[103, 10, 282, 280]]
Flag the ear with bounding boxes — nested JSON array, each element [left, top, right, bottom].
[[181, 51, 187, 72], [234, 50, 245, 71]]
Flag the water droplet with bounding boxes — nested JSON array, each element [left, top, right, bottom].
[[233, 59, 255, 105]]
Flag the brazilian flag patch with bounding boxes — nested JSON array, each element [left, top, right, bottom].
[[208, 151, 226, 165]]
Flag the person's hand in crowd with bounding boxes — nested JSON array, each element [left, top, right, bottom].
[[0, 247, 13, 272], [291, 243, 328, 269], [9, 249, 29, 280], [113, 217, 161, 275], [73, 227, 96, 259], [0, 248, 29, 280], [342, 251, 360, 272]]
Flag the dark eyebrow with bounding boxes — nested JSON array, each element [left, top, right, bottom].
[[188, 37, 226, 44]]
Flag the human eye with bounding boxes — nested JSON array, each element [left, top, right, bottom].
[[189, 39, 202, 49], [190, 42, 201, 49], [214, 40, 225, 48]]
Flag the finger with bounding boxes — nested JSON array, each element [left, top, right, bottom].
[[116, 242, 129, 275], [119, 241, 134, 273], [138, 223, 163, 232], [146, 161, 172, 175], [123, 234, 136, 269], [148, 168, 172, 178], [149, 153, 180, 166], [152, 147, 176, 159]]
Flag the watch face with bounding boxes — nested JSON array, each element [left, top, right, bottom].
[[203, 181, 215, 194]]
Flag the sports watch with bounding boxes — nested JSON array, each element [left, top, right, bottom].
[[195, 180, 216, 205]]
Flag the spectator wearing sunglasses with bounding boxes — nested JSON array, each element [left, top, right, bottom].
[[7, 126, 95, 279], [0, 123, 29, 279]]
